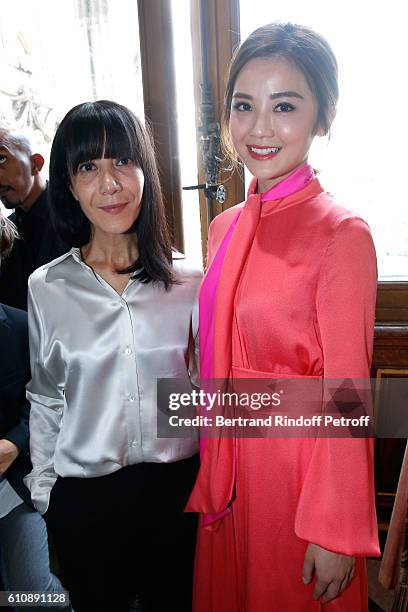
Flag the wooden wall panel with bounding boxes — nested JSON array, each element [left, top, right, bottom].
[[376, 283, 408, 323], [373, 324, 408, 548]]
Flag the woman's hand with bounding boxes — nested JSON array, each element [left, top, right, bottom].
[[302, 543, 355, 604], [0, 439, 20, 475]]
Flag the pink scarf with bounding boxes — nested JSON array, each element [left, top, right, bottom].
[[188, 163, 315, 525], [200, 164, 315, 381]]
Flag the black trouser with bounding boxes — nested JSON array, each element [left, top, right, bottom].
[[44, 455, 199, 612]]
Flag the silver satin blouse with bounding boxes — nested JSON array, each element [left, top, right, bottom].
[[24, 248, 201, 514]]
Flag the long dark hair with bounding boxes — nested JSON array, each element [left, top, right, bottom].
[[222, 22, 339, 164], [49, 100, 176, 288]]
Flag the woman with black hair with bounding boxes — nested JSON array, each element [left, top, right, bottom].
[[24, 100, 201, 612]]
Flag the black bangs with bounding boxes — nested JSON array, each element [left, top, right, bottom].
[[65, 102, 138, 175], [49, 100, 176, 288]]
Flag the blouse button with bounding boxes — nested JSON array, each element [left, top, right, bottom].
[[124, 347, 133, 355]]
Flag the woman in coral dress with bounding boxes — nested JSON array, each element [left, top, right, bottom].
[[186, 22, 380, 611]]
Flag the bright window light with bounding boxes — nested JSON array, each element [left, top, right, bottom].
[[240, 0, 408, 279]]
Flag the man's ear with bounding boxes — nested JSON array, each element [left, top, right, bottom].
[[315, 106, 337, 137], [30, 153, 45, 175]]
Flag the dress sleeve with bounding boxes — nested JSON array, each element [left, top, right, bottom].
[[294, 216, 380, 556], [23, 281, 64, 515]]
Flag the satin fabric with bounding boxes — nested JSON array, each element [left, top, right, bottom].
[[197, 164, 316, 527], [200, 164, 315, 383], [187, 178, 380, 611], [24, 249, 201, 515], [198, 212, 240, 526], [260, 163, 315, 202]]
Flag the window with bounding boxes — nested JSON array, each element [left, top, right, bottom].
[[0, 0, 199, 261], [0, 0, 144, 173], [171, 0, 202, 267], [239, 0, 408, 280]]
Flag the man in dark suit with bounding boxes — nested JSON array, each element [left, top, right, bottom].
[[0, 129, 67, 310], [0, 214, 71, 609]]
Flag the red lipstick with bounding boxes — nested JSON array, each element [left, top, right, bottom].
[[247, 145, 281, 161]]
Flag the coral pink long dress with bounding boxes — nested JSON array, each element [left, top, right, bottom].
[[186, 172, 380, 611]]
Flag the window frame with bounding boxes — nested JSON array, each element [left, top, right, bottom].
[[138, 0, 184, 253], [189, 0, 244, 260]]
